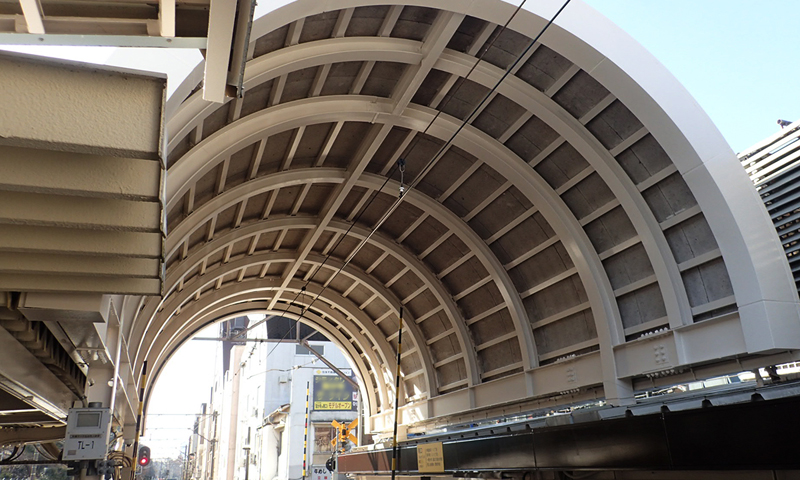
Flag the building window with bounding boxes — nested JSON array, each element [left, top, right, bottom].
[[296, 345, 323, 356]]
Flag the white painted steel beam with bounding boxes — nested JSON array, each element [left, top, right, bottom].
[[202, 0, 237, 103], [18, 0, 44, 34], [158, 0, 175, 37], [0, 34, 207, 48]]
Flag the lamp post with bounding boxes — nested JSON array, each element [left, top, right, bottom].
[[242, 446, 250, 480]]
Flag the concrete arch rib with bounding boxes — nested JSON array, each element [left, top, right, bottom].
[[143, 298, 382, 419]]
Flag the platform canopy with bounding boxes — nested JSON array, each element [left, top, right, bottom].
[[120, 0, 800, 431]]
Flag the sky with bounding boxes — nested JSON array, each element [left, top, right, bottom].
[[2, 0, 798, 458], [141, 323, 219, 459], [581, 0, 800, 152], [2, 1, 798, 152]]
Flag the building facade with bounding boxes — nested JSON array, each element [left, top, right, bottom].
[[190, 318, 359, 480]]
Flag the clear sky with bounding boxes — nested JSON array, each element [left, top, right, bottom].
[[582, 0, 800, 153], [142, 323, 218, 459]]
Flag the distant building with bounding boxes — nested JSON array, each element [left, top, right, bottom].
[[190, 317, 359, 480], [739, 119, 800, 295]]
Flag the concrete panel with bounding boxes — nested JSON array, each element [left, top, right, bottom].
[[0, 326, 74, 419], [516, 44, 574, 93], [551, 70, 609, 119], [0, 146, 161, 200], [0, 52, 165, 159], [616, 134, 672, 185]]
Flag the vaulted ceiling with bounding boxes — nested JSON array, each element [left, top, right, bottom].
[[126, 0, 799, 428]]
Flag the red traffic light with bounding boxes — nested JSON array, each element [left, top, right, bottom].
[[138, 446, 151, 467]]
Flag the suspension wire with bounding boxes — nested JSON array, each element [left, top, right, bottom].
[[243, 0, 570, 363], [389, 307, 403, 480], [294, 0, 572, 323], [396, 0, 529, 166], [362, 0, 572, 253]]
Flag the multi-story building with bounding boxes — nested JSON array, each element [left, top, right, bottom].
[[191, 317, 359, 480], [739, 119, 800, 294]]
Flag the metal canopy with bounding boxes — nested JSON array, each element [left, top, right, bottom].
[[1, 0, 799, 438], [123, 0, 800, 433]]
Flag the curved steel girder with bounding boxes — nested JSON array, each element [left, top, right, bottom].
[[394, 104, 630, 399], [167, 168, 345, 250], [161, 215, 435, 397], [167, 37, 423, 151], [162, 163, 532, 373], [167, 97, 389, 212], [130, 215, 315, 359], [137, 253, 398, 401], [162, 95, 618, 395], [143, 279, 393, 414], [324, 219, 482, 386], [355, 174, 536, 369], [165, 33, 688, 333], [143, 297, 383, 418], [161, 163, 481, 387], [141, 246, 435, 399], [435, 49, 693, 328]]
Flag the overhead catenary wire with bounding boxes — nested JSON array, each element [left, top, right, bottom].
[[350, 0, 573, 263], [233, 0, 571, 366], [238, 1, 534, 346], [289, 0, 572, 333]]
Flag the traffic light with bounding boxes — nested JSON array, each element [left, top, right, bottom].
[[138, 446, 151, 467]]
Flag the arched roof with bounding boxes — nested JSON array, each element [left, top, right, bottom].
[[127, 0, 800, 429]]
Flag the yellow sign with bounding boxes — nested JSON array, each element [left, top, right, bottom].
[[417, 442, 444, 473], [314, 401, 352, 410]]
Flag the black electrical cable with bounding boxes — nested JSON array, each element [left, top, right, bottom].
[[246, 0, 570, 364], [347, 0, 573, 258], [399, 0, 529, 158], [262, 0, 571, 353], [0, 446, 18, 463]]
